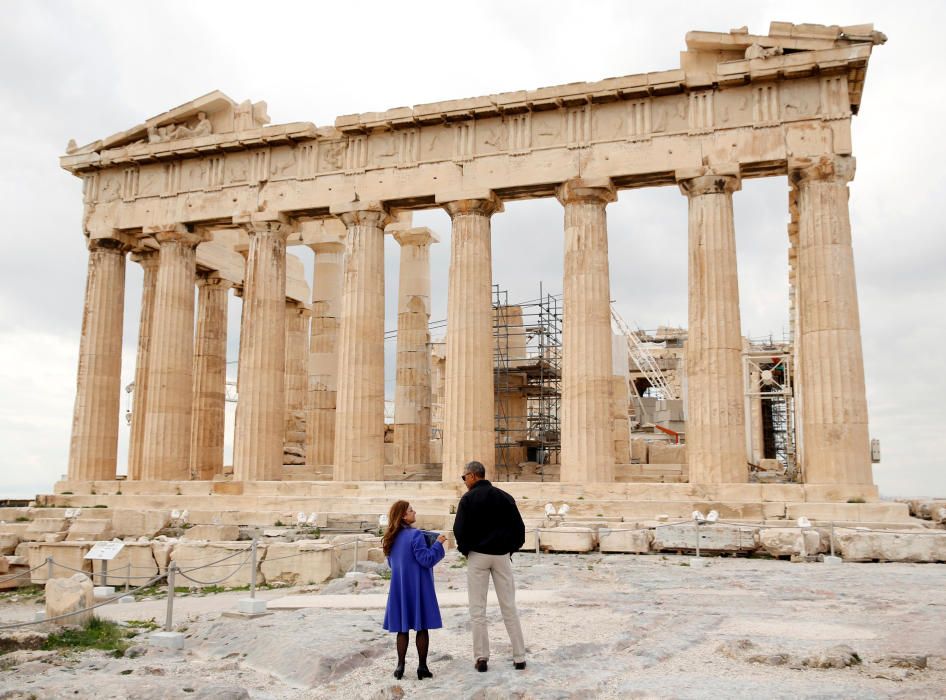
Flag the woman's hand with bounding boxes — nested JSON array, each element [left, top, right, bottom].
[[436, 534, 447, 544]]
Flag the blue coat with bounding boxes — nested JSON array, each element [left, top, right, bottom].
[[383, 527, 445, 632]]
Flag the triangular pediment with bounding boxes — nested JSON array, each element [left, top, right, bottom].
[[67, 90, 271, 155]]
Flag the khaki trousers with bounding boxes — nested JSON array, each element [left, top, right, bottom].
[[466, 551, 526, 663]]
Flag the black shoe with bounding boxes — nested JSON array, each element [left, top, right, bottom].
[[475, 658, 488, 672], [514, 661, 527, 670], [417, 665, 433, 679], [393, 663, 405, 680]]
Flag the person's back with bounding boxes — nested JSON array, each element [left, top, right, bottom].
[[453, 461, 527, 672]]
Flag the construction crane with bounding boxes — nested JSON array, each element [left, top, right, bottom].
[[610, 305, 678, 401]]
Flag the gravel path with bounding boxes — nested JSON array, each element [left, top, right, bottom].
[[2, 551, 944, 699]]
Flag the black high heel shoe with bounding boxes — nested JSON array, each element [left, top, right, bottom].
[[393, 663, 405, 680], [417, 665, 433, 680]]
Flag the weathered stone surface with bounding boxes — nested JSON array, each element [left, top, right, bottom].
[[45, 573, 94, 626], [647, 443, 687, 465], [599, 528, 653, 553], [110, 509, 170, 538], [537, 527, 596, 553], [260, 541, 334, 585], [0, 533, 19, 555], [65, 518, 114, 541], [835, 528, 946, 562], [23, 518, 68, 542], [0, 630, 48, 655], [91, 542, 159, 586], [330, 535, 382, 576], [759, 527, 823, 558], [28, 542, 93, 583], [652, 523, 759, 553], [180, 524, 241, 541], [170, 542, 262, 588]]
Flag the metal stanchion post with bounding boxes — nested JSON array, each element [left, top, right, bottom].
[[165, 562, 177, 632], [823, 521, 842, 565], [125, 563, 130, 593], [695, 522, 701, 558], [352, 538, 359, 574], [249, 536, 258, 600], [46, 557, 53, 581], [830, 522, 836, 557], [535, 530, 541, 556], [149, 562, 185, 649]]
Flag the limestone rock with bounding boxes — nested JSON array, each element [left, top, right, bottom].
[[111, 509, 169, 538], [599, 528, 653, 553], [260, 541, 334, 585], [835, 529, 946, 562], [180, 524, 240, 541], [759, 527, 823, 558], [0, 533, 19, 555], [23, 518, 67, 542], [65, 518, 114, 541], [652, 523, 759, 553], [537, 527, 596, 553], [45, 573, 94, 626], [0, 630, 48, 654], [170, 542, 262, 588], [801, 644, 861, 669]]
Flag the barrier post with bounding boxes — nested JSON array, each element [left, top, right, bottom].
[[249, 535, 258, 599], [165, 562, 177, 632], [46, 556, 53, 581]]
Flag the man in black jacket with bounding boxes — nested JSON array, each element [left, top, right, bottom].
[[453, 460, 526, 672]]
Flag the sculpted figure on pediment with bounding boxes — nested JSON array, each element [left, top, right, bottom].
[[147, 111, 213, 143], [745, 43, 783, 60], [234, 100, 270, 131], [321, 141, 346, 170]]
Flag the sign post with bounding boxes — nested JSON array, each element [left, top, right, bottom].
[[84, 541, 125, 596]]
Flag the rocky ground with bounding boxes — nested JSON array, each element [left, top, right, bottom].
[[1, 550, 945, 699]]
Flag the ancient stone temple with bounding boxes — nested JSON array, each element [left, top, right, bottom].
[[51, 22, 907, 527]]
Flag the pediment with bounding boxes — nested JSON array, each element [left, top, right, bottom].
[[66, 90, 271, 155]]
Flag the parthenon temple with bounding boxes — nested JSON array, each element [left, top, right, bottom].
[[46, 21, 911, 527]]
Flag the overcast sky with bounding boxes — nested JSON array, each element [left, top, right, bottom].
[[1, 1, 943, 499]]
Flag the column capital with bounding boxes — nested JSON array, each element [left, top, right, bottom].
[[195, 272, 233, 290], [436, 190, 503, 217], [394, 227, 439, 247], [676, 165, 741, 197], [307, 240, 346, 255], [235, 219, 292, 239], [145, 224, 203, 247], [788, 155, 855, 186], [130, 248, 160, 266], [329, 200, 392, 228], [555, 178, 616, 206], [87, 237, 130, 254]]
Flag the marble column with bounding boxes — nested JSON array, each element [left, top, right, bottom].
[[284, 299, 310, 458], [232, 219, 290, 482], [393, 227, 437, 468], [67, 238, 127, 482], [436, 192, 502, 480], [139, 227, 201, 481], [329, 202, 390, 481], [556, 179, 617, 483], [189, 273, 231, 480], [789, 155, 872, 485], [127, 249, 159, 480], [305, 240, 345, 466], [677, 166, 748, 483]]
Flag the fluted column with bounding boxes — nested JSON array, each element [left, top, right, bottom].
[[393, 227, 437, 468], [139, 227, 201, 481], [677, 166, 748, 483], [127, 249, 159, 480], [789, 155, 872, 485], [189, 273, 231, 480], [436, 192, 502, 480], [232, 218, 290, 482], [330, 201, 390, 481], [284, 299, 310, 460], [556, 179, 617, 483], [305, 240, 345, 466], [67, 238, 127, 481]]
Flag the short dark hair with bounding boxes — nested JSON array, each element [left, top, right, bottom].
[[465, 461, 486, 478]]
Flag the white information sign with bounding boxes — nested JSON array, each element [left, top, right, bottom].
[[84, 541, 125, 561]]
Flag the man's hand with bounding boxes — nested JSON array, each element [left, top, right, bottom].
[[436, 534, 447, 544]]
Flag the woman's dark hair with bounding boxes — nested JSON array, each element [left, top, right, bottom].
[[382, 500, 411, 556]]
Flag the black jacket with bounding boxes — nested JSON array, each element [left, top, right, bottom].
[[453, 479, 526, 556]]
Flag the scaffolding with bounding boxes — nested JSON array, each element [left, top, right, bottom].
[[493, 284, 562, 477], [745, 336, 797, 480]]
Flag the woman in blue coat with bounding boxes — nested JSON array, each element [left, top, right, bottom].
[[382, 500, 446, 680]]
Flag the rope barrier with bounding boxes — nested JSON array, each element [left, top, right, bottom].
[[0, 572, 167, 631], [175, 553, 253, 586], [0, 563, 46, 583]]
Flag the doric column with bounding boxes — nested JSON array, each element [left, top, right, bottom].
[[127, 249, 159, 480], [284, 299, 310, 460], [232, 218, 290, 482], [67, 238, 127, 482], [393, 227, 437, 467], [677, 166, 748, 483], [789, 155, 872, 485], [305, 240, 345, 466], [139, 226, 202, 481], [556, 179, 617, 483], [329, 201, 390, 481], [436, 192, 502, 481], [189, 273, 231, 480]]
